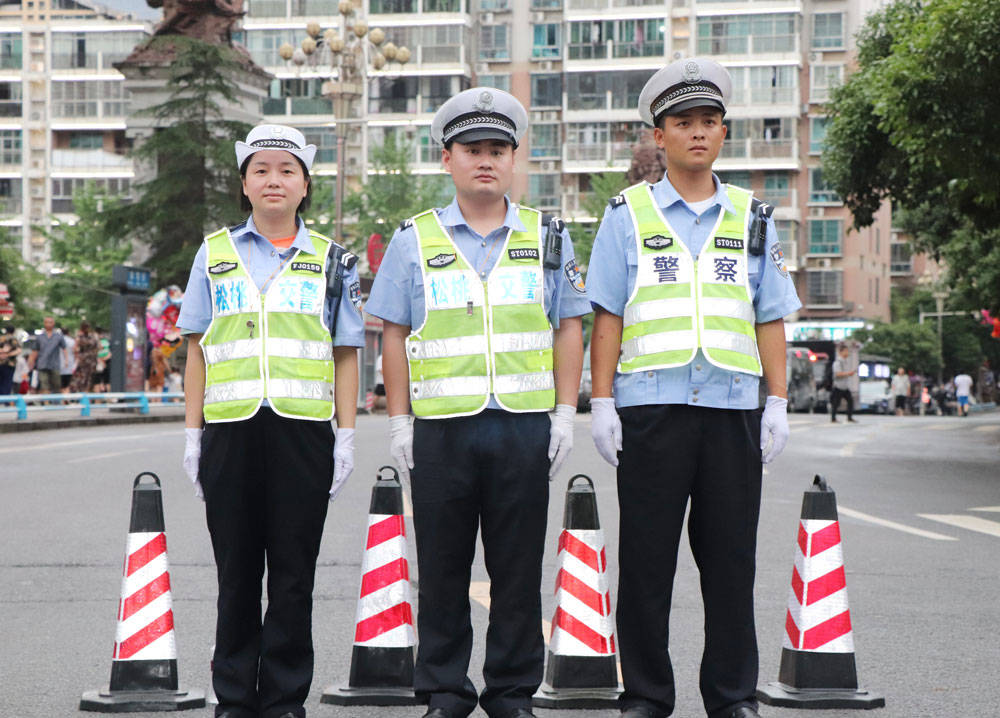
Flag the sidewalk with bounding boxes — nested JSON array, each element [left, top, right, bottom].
[[0, 402, 185, 433]]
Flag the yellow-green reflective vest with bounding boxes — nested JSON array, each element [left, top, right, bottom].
[[199, 227, 336, 423], [619, 182, 762, 376], [405, 206, 555, 418]]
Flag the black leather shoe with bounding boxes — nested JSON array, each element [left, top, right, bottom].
[[422, 709, 453, 718], [621, 707, 660, 718], [730, 706, 761, 718]]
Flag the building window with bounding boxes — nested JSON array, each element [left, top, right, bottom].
[[531, 73, 561, 108], [809, 168, 839, 204], [716, 170, 751, 188], [775, 219, 799, 266], [480, 24, 510, 61], [0, 81, 21, 118], [0, 129, 20, 165], [890, 242, 913, 274], [698, 14, 796, 55], [51, 80, 128, 118], [0, 33, 21, 70], [50, 31, 146, 70], [51, 177, 131, 213], [809, 116, 828, 154], [564, 70, 647, 111], [808, 218, 842, 255], [67, 132, 104, 149], [301, 127, 337, 164], [568, 19, 664, 60], [368, 77, 417, 114], [810, 64, 843, 103], [424, 0, 461, 11], [807, 270, 842, 306], [530, 124, 560, 159], [480, 0, 510, 10], [477, 74, 510, 92], [529, 174, 560, 209], [531, 0, 560, 8], [532, 23, 560, 59], [244, 29, 299, 66], [748, 65, 796, 105], [423, 76, 468, 113], [812, 12, 844, 50], [0, 177, 21, 214], [763, 171, 790, 205], [416, 125, 443, 164], [370, 0, 416, 12], [565, 122, 609, 162]]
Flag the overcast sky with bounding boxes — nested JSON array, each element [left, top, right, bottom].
[[99, 0, 161, 21]]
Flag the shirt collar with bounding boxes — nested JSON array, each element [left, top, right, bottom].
[[236, 214, 315, 254], [652, 172, 735, 216], [438, 195, 526, 234]]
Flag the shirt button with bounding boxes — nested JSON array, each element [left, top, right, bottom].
[[692, 396, 699, 402], [481, 241, 487, 247], [480, 271, 486, 278], [271, 251, 275, 257], [695, 363, 702, 371], [735, 377, 741, 383], [692, 388, 699, 395], [695, 217, 701, 225], [647, 371, 654, 377]]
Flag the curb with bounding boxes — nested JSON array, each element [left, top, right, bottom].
[[0, 412, 184, 434]]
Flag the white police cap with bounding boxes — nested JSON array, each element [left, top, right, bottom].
[[638, 58, 732, 127], [235, 124, 317, 171], [431, 87, 527, 148]]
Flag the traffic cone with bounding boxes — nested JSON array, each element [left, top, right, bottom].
[[756, 475, 885, 709], [80, 472, 205, 712], [321, 466, 423, 706], [533, 474, 621, 709]]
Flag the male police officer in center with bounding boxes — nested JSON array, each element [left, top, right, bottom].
[[365, 87, 590, 718], [587, 59, 802, 718]]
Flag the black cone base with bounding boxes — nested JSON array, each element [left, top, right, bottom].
[[532, 681, 622, 709], [79, 687, 205, 712], [756, 682, 885, 709], [320, 684, 425, 706]]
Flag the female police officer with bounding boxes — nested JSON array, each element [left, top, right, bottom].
[[177, 124, 363, 718]]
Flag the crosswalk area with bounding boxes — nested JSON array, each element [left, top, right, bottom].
[[918, 506, 1000, 539]]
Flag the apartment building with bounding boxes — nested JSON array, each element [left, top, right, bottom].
[[0, 0, 150, 264]]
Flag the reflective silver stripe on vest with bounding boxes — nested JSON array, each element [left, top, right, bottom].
[[491, 330, 553, 354], [410, 375, 491, 399], [624, 298, 697, 327], [205, 379, 264, 405], [267, 337, 333, 361], [493, 371, 554, 395], [620, 331, 698, 365], [267, 378, 334, 401], [700, 330, 757, 356], [407, 335, 488, 360], [700, 297, 754, 323], [202, 338, 260, 365]]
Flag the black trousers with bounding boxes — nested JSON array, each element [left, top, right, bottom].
[[411, 410, 550, 718], [616, 404, 762, 718], [200, 408, 334, 718], [830, 387, 854, 420]]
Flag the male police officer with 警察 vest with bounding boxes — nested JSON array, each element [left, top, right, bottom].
[[365, 87, 590, 718], [587, 59, 802, 718]]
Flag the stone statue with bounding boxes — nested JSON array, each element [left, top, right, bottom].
[[627, 129, 667, 186], [147, 0, 244, 45]]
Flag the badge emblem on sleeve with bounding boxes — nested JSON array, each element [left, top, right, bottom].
[[349, 281, 362, 309], [564, 259, 586, 294], [769, 243, 789, 277], [427, 253, 457, 268]]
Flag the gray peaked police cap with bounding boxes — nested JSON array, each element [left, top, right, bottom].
[[638, 57, 733, 127], [431, 87, 528, 148]]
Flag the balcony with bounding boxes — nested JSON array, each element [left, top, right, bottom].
[[568, 41, 664, 61], [51, 148, 131, 172], [51, 52, 131, 72], [718, 138, 795, 163], [757, 186, 797, 208]]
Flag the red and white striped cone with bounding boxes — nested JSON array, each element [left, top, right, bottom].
[[757, 475, 884, 709], [534, 474, 621, 709], [80, 472, 205, 712], [322, 466, 423, 706]]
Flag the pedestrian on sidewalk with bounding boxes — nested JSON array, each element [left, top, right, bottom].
[[177, 124, 363, 718], [954, 372, 974, 416], [27, 317, 65, 397], [0, 326, 20, 395], [831, 344, 857, 423], [69, 320, 98, 394], [891, 366, 910, 417]]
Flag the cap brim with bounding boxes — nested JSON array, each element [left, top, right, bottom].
[[659, 97, 726, 120], [448, 128, 517, 147], [235, 142, 317, 171]]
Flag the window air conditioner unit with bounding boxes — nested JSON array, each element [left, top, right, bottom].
[[484, 11, 493, 22], [809, 52, 822, 63], [820, 258, 831, 268], [475, 63, 489, 75], [541, 60, 552, 71], [809, 207, 823, 217], [541, 161, 556, 171], [533, 11, 544, 21], [672, 50, 685, 60]]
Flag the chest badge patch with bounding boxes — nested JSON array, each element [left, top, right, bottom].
[[508, 247, 540, 261], [769, 243, 789, 277], [564, 259, 586, 294], [714, 237, 744, 250], [208, 260, 238, 275], [291, 261, 322, 273], [643, 235, 673, 250], [427, 253, 457, 268]]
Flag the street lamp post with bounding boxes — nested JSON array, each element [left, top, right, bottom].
[[279, 3, 410, 243], [932, 290, 948, 386]]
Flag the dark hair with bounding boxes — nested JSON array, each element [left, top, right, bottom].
[[239, 154, 311, 214]]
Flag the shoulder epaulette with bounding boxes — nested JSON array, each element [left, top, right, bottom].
[[399, 218, 414, 231], [608, 195, 626, 208], [340, 251, 357, 270], [228, 220, 248, 233]]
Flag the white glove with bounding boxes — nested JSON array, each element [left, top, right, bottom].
[[183, 427, 204, 501], [547, 404, 576, 479], [760, 395, 790, 464], [389, 414, 414, 484], [331, 427, 355, 501], [590, 397, 622, 467]]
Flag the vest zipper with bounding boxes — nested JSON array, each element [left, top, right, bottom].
[[483, 279, 494, 395], [260, 291, 268, 399], [692, 257, 702, 349]]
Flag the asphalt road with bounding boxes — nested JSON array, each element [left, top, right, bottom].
[[2, 410, 999, 718]]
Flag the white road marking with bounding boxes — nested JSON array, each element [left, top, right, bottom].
[[917, 514, 1000, 539], [65, 448, 149, 464], [973, 425, 1000, 433], [0, 429, 177, 455], [926, 423, 955, 431], [840, 443, 858, 457], [837, 506, 957, 541], [970, 506, 1000, 513]]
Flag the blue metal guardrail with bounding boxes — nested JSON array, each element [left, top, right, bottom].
[[0, 392, 184, 421]]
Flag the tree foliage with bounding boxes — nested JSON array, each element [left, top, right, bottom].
[[822, 0, 1000, 312], [110, 37, 252, 286], [0, 239, 45, 328], [44, 184, 133, 329], [325, 133, 450, 257], [852, 321, 941, 377]]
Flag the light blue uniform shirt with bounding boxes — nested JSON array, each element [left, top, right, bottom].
[[177, 214, 365, 348], [586, 173, 802, 410], [366, 195, 592, 410]]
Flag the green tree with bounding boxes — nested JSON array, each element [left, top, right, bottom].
[[572, 170, 628, 270], [852, 321, 941, 377], [0, 239, 45, 328], [43, 183, 133, 329], [822, 0, 1000, 312], [327, 133, 450, 256], [110, 37, 252, 286]]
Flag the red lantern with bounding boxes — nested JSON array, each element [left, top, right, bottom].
[[367, 233, 385, 275]]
